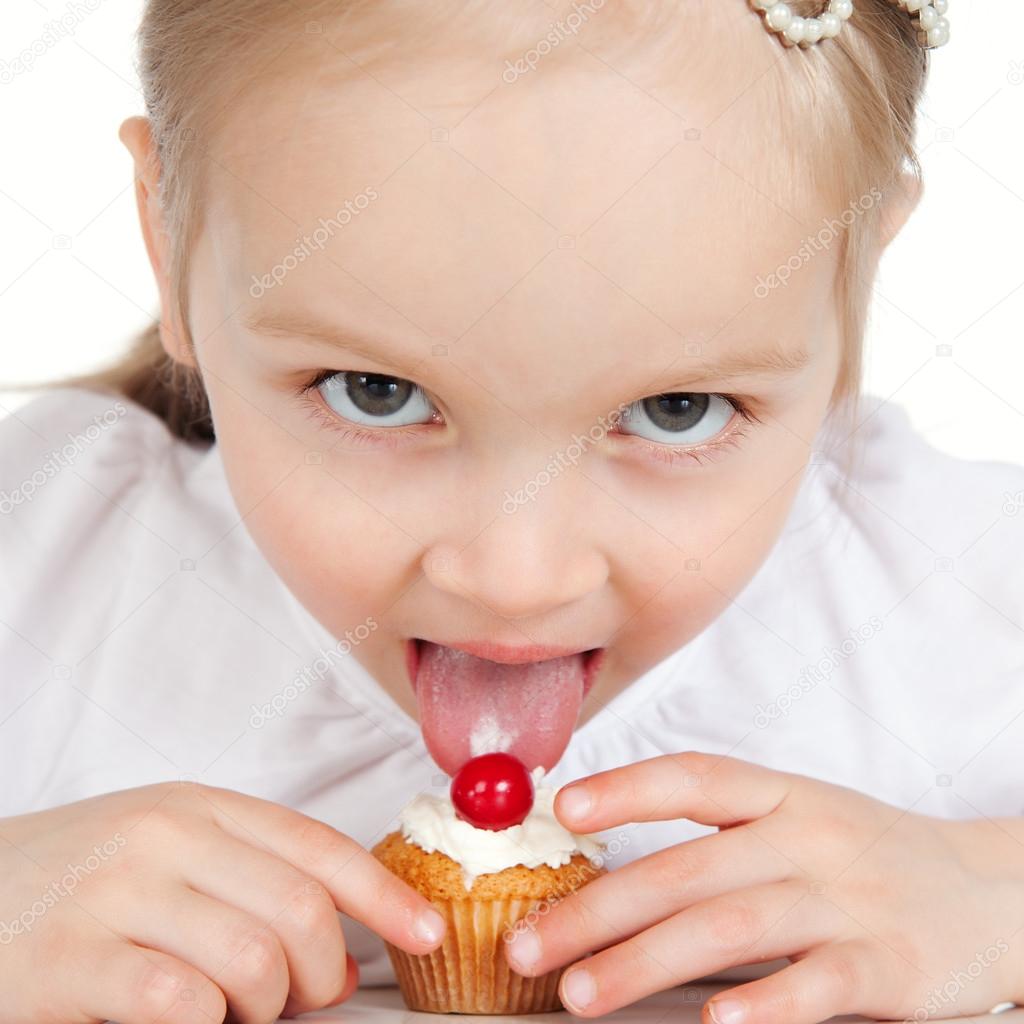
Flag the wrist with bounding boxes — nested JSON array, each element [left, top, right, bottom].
[[940, 816, 1024, 1006]]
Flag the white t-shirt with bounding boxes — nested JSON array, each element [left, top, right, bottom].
[[1, 386, 1022, 986]]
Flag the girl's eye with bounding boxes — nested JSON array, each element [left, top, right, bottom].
[[619, 392, 736, 445], [317, 371, 436, 427]]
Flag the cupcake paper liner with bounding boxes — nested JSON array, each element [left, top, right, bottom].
[[384, 896, 566, 1014]]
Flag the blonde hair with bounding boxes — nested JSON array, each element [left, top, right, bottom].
[[30, 0, 927, 444]]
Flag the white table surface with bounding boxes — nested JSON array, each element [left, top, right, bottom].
[[266, 984, 1024, 1023]]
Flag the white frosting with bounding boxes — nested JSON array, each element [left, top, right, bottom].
[[399, 766, 603, 890]]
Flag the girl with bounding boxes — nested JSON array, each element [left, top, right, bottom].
[[2, 1, 1022, 1022]]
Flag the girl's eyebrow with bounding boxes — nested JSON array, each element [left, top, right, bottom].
[[663, 342, 813, 386], [240, 309, 424, 372], [240, 308, 812, 384]]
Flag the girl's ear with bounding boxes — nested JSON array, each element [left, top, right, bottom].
[[877, 170, 924, 253], [118, 115, 196, 369]]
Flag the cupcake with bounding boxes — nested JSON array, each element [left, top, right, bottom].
[[372, 756, 605, 1014]]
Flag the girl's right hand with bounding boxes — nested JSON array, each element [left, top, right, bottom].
[[0, 781, 445, 1023]]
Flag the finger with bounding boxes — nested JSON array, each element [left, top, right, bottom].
[[119, 885, 290, 1024], [181, 829, 347, 1015], [73, 941, 227, 1024], [703, 941, 878, 1024], [555, 752, 794, 832], [321, 953, 360, 1010], [194, 785, 446, 954], [554, 882, 839, 1017], [506, 824, 795, 976]]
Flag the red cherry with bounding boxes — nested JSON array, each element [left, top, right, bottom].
[[450, 753, 535, 831]]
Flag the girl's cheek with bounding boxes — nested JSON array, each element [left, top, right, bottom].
[[241, 464, 422, 623], [198, 384, 412, 608]]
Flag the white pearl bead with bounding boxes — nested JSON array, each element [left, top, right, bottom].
[[933, 0, 948, 14], [803, 17, 825, 43], [832, 0, 854, 21], [906, 0, 923, 13], [784, 15, 806, 42], [919, 6, 938, 29], [927, 22, 950, 45], [819, 11, 843, 37], [766, 2, 793, 31]]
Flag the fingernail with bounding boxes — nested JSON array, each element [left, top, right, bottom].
[[709, 998, 747, 1024], [558, 785, 593, 823], [507, 929, 541, 972], [413, 908, 445, 945], [562, 968, 597, 1012]]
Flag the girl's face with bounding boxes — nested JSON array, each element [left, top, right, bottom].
[[143, 2, 853, 757]]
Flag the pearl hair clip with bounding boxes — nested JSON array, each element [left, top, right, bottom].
[[750, 0, 950, 49]]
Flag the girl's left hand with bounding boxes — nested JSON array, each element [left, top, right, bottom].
[[503, 752, 1024, 1024]]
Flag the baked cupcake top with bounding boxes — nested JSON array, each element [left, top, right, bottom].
[[399, 766, 603, 890]]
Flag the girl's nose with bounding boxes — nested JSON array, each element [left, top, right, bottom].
[[422, 508, 610, 622]]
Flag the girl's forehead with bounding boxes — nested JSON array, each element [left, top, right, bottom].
[[202, 2, 842, 349], [208, 0, 824, 215]]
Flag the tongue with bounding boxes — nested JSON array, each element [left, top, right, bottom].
[[414, 642, 585, 776]]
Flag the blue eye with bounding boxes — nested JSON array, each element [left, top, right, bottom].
[[619, 393, 736, 445], [318, 372, 436, 427]]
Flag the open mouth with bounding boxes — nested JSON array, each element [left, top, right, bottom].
[[406, 639, 604, 693], [405, 638, 605, 775]]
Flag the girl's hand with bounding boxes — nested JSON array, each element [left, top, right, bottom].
[[0, 781, 445, 1023], [504, 752, 1024, 1024]]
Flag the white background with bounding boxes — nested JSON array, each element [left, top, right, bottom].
[[1, 0, 1022, 467]]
